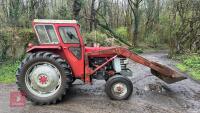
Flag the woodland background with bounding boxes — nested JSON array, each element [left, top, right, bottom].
[[0, 0, 199, 83]]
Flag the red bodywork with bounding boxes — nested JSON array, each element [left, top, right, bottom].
[[28, 20, 187, 84]]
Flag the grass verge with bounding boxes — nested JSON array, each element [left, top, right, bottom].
[[175, 54, 200, 80], [0, 61, 20, 84]]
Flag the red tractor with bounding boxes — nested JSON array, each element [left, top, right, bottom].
[[16, 19, 186, 104]]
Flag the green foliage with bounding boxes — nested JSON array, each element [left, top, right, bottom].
[[7, 0, 21, 26], [144, 32, 160, 48], [0, 28, 35, 61], [176, 55, 200, 80], [115, 27, 128, 39], [113, 27, 133, 46], [176, 64, 187, 72], [18, 14, 31, 27], [18, 29, 36, 59], [18, 28, 36, 44], [0, 61, 19, 83], [55, 6, 72, 19], [129, 47, 144, 54], [0, 28, 12, 61], [84, 31, 112, 46]]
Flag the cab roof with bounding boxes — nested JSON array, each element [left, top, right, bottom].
[[33, 19, 77, 24]]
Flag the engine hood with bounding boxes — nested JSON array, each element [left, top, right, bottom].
[[85, 47, 116, 57]]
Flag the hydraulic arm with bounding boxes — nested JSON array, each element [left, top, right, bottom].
[[86, 47, 187, 84]]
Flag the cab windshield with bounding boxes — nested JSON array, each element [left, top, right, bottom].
[[59, 27, 80, 44]]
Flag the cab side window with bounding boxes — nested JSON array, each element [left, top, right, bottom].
[[35, 25, 58, 44]]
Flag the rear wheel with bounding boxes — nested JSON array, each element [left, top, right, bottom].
[[16, 52, 73, 104], [105, 75, 133, 100]]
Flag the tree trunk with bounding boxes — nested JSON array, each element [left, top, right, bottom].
[[126, 7, 133, 42], [133, 4, 139, 47], [90, 0, 96, 31], [73, 0, 82, 20]]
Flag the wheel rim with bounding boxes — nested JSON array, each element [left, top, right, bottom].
[[25, 62, 62, 97], [111, 82, 128, 98]]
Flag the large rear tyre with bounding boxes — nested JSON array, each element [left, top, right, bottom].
[[16, 52, 73, 105], [105, 75, 133, 100]]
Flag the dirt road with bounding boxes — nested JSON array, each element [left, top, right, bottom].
[[1, 52, 200, 113]]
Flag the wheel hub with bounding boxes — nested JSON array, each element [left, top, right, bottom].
[[39, 74, 48, 85], [112, 83, 128, 97], [26, 63, 61, 97], [116, 85, 123, 92]]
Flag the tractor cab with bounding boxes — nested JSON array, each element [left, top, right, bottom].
[[31, 19, 85, 79], [32, 19, 82, 45]]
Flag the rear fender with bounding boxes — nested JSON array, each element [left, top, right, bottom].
[[27, 45, 61, 52], [26, 45, 66, 59]]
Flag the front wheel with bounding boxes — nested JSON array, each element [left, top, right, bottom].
[[105, 75, 133, 100]]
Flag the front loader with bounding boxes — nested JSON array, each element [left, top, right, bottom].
[[16, 19, 187, 104]]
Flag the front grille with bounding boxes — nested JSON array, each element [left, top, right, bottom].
[[120, 58, 128, 70]]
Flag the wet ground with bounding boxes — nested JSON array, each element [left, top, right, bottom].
[[1, 52, 200, 113]]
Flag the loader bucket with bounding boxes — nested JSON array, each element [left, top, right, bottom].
[[150, 62, 187, 84]]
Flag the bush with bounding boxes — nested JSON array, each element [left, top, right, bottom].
[[144, 32, 160, 48], [176, 54, 200, 80], [84, 31, 112, 46], [115, 27, 128, 39], [0, 28, 35, 61], [0, 30, 10, 61]]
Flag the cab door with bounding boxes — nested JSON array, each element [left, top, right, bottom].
[[56, 24, 84, 78]]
